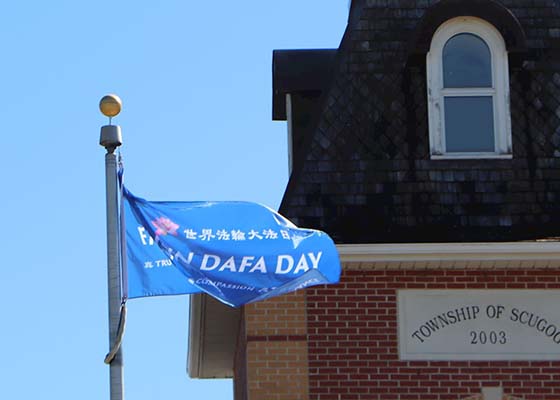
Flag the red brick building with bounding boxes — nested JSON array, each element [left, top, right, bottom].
[[189, 1, 560, 399]]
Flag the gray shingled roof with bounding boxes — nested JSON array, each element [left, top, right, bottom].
[[278, 0, 560, 243]]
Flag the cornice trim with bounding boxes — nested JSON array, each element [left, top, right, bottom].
[[337, 242, 560, 269]]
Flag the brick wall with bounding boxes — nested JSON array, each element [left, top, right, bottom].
[[306, 269, 560, 400], [237, 291, 309, 400]]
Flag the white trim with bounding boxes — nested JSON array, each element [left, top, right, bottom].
[[187, 294, 240, 379], [286, 93, 294, 174], [427, 17, 512, 158], [337, 242, 560, 269]]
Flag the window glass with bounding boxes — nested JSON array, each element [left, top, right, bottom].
[[443, 33, 492, 88], [444, 96, 495, 152]]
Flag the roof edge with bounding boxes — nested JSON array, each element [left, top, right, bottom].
[[279, 15, 359, 215]]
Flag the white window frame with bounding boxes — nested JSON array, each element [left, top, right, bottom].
[[426, 16, 512, 159]]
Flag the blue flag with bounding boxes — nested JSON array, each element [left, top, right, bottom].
[[123, 187, 340, 306]]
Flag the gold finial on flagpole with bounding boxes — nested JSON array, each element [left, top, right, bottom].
[[99, 94, 122, 125], [99, 94, 123, 152]]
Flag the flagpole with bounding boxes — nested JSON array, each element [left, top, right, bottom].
[[99, 94, 124, 400]]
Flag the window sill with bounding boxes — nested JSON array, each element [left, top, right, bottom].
[[430, 153, 512, 160]]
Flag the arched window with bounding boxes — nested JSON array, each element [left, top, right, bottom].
[[426, 17, 512, 158]]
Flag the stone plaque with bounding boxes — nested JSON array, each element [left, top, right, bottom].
[[398, 290, 560, 360]]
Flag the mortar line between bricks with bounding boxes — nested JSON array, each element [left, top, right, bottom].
[[246, 335, 308, 342]]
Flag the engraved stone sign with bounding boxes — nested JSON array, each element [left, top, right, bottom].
[[398, 290, 560, 360]]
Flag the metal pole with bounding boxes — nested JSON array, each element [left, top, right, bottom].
[[99, 95, 124, 400], [104, 148, 124, 400]]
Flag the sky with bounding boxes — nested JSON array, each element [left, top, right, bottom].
[[0, 2, 348, 399]]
